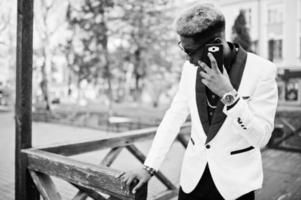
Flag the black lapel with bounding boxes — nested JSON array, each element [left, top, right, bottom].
[[205, 46, 248, 144], [195, 66, 210, 135]]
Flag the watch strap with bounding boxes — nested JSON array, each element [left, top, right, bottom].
[[226, 97, 240, 110]]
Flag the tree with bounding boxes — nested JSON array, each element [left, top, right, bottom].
[[34, 0, 65, 110], [0, 0, 15, 104], [232, 10, 251, 51], [109, 0, 176, 101], [64, 0, 114, 102], [62, 0, 181, 106]]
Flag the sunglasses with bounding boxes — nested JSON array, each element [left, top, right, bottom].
[[178, 38, 222, 56]]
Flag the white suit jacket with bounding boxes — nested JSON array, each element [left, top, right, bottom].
[[144, 47, 278, 200]]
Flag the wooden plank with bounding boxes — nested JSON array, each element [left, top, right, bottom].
[[37, 123, 191, 156], [126, 145, 177, 190], [73, 192, 96, 200], [108, 197, 123, 200], [108, 182, 148, 200], [29, 170, 62, 200], [101, 147, 123, 166], [72, 184, 107, 200], [176, 134, 189, 148], [15, 0, 39, 200], [151, 189, 178, 200], [41, 127, 157, 156], [279, 117, 297, 132], [73, 147, 123, 200], [269, 146, 301, 154], [257, 149, 301, 200], [23, 149, 135, 200]]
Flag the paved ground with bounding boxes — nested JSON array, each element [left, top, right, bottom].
[[1, 111, 301, 200]]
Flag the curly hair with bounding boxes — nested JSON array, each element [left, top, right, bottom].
[[175, 3, 225, 39]]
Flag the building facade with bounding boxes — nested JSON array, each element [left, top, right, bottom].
[[219, 0, 301, 106]]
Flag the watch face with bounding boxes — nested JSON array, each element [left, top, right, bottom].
[[225, 95, 234, 104]]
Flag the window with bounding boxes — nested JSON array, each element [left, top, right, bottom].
[[268, 39, 282, 61], [285, 80, 299, 102], [267, 6, 283, 23]]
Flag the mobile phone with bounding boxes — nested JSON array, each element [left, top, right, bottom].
[[201, 43, 224, 73]]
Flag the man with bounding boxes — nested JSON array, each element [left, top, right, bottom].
[[118, 3, 278, 200]]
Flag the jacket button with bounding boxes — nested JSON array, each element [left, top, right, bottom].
[[206, 144, 210, 149]]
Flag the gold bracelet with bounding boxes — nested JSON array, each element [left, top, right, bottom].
[[143, 165, 156, 176]]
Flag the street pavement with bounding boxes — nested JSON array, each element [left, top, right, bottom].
[[1, 111, 301, 200]]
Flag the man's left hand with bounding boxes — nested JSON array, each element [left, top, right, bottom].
[[198, 52, 234, 97]]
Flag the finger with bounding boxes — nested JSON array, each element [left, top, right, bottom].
[[222, 65, 229, 78], [132, 179, 145, 194], [120, 174, 130, 190], [115, 171, 125, 179], [125, 175, 136, 187], [198, 60, 211, 73], [199, 71, 210, 80], [201, 79, 208, 86], [133, 178, 139, 184], [207, 53, 219, 73]]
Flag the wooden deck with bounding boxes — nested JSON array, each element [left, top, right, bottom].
[[257, 149, 301, 200]]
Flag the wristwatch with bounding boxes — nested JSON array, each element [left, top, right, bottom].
[[221, 89, 239, 106]]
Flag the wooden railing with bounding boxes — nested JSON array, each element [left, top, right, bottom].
[[22, 122, 191, 200], [268, 117, 301, 153]]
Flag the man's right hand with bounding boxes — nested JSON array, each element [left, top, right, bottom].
[[116, 167, 152, 194]]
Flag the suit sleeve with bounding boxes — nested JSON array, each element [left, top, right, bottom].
[[223, 64, 278, 148], [144, 64, 190, 171]]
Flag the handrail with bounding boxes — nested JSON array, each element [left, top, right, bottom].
[[23, 149, 135, 200], [34, 122, 191, 156], [22, 122, 191, 200]]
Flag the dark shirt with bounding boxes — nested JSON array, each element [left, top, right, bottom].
[[205, 42, 238, 124]]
